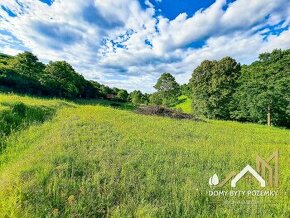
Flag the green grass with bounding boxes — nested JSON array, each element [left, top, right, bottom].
[[173, 95, 192, 114], [0, 95, 74, 151], [0, 94, 289, 217], [74, 98, 135, 111]]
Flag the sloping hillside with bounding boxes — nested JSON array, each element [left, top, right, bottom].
[[0, 94, 289, 217], [173, 95, 193, 114]]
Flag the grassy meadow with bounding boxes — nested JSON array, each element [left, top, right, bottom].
[[173, 95, 193, 114], [0, 94, 289, 217]]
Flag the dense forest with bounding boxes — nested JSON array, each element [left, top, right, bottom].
[[0, 49, 289, 127], [0, 52, 131, 101]]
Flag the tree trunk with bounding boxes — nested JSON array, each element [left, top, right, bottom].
[[267, 105, 271, 127]]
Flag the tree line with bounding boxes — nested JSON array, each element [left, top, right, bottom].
[[0, 49, 289, 127], [0, 52, 131, 101], [150, 49, 290, 128]]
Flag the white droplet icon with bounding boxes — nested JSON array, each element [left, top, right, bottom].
[[209, 174, 219, 186]]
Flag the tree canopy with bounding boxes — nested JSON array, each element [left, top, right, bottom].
[[1, 49, 289, 128], [0, 52, 119, 100], [117, 89, 129, 102], [231, 49, 290, 127], [129, 90, 143, 105], [189, 57, 241, 119], [43, 61, 87, 98], [152, 73, 180, 106]]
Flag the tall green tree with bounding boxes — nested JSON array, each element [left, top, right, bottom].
[[112, 87, 120, 95], [142, 93, 150, 105], [117, 89, 129, 102], [231, 49, 290, 127], [153, 73, 180, 106], [189, 57, 241, 119], [82, 81, 101, 99], [0, 51, 124, 100], [12, 52, 45, 79], [43, 61, 87, 98], [149, 92, 162, 105], [0, 52, 45, 94], [129, 90, 143, 105], [180, 83, 191, 96], [99, 85, 112, 97]]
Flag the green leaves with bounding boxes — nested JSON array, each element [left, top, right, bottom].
[[188, 49, 290, 128], [43, 61, 86, 98], [116, 90, 129, 102], [129, 90, 143, 105], [189, 57, 241, 119], [153, 73, 180, 106], [232, 49, 290, 127], [0, 52, 124, 100]]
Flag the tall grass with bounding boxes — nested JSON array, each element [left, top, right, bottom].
[[0, 103, 55, 135], [0, 94, 289, 217]]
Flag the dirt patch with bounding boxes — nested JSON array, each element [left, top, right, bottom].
[[136, 106, 203, 121]]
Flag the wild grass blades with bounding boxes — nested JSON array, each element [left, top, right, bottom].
[[0, 93, 289, 217], [0, 100, 57, 152]]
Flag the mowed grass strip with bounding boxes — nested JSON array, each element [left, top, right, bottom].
[[0, 94, 289, 217]]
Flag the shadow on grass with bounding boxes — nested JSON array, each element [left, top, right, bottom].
[[176, 98, 187, 105], [170, 96, 188, 108], [0, 102, 57, 152]]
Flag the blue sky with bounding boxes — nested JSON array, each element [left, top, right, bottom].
[[139, 0, 216, 19], [0, 0, 289, 92]]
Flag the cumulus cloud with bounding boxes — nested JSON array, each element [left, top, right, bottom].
[[0, 0, 289, 92]]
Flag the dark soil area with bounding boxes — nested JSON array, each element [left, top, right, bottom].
[[136, 106, 203, 121]]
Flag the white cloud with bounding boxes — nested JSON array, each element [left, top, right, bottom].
[[261, 29, 290, 52], [0, 0, 289, 92]]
